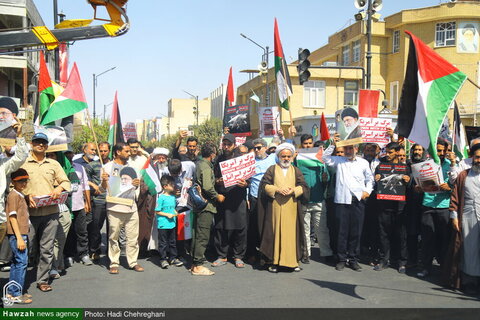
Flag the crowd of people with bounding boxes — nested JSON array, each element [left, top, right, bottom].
[[1, 99, 479, 304]]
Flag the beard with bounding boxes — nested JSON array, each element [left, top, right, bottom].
[[157, 162, 167, 170], [412, 153, 423, 162], [279, 159, 291, 168], [85, 153, 95, 161], [472, 163, 480, 173]]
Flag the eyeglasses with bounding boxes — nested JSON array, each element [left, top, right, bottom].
[[32, 140, 48, 145], [0, 111, 12, 117], [254, 146, 263, 151]]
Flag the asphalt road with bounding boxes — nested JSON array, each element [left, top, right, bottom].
[[3, 245, 479, 309]]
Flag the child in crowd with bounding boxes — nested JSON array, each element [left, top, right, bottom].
[[6, 168, 32, 304], [155, 175, 183, 269]]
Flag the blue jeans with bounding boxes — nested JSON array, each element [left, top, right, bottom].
[[8, 235, 28, 297]]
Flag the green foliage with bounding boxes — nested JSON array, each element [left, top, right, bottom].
[[154, 118, 223, 153], [71, 119, 109, 153]]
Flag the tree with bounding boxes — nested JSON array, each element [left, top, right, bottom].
[[194, 118, 223, 146], [71, 119, 109, 153]]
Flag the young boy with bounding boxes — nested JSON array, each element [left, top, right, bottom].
[[6, 168, 32, 304], [155, 175, 183, 269]]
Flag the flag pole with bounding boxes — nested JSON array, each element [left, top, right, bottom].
[[85, 108, 104, 167], [467, 77, 480, 90]]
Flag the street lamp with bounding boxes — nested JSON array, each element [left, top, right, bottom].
[[183, 90, 199, 126], [159, 112, 170, 136], [93, 66, 116, 119], [103, 101, 114, 122], [240, 33, 271, 106]]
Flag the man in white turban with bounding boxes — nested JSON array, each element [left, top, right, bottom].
[[257, 143, 309, 273]]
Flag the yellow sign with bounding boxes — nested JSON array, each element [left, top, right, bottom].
[[32, 26, 59, 50]]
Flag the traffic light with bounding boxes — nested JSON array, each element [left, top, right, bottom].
[[297, 48, 311, 85]]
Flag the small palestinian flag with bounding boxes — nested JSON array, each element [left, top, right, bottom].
[[38, 51, 55, 122], [453, 102, 468, 160], [397, 31, 467, 164], [274, 18, 293, 111], [108, 91, 125, 150]]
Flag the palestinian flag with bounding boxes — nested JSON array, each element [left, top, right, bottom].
[[320, 112, 330, 141], [108, 91, 125, 149], [274, 18, 293, 111], [397, 31, 467, 164], [38, 51, 55, 122], [140, 159, 162, 196], [453, 102, 468, 160], [177, 210, 194, 241], [41, 63, 88, 125], [224, 67, 235, 108], [296, 147, 324, 166]]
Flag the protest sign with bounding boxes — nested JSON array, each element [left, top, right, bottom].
[[219, 153, 256, 188], [35, 125, 68, 152], [223, 104, 251, 136], [123, 122, 138, 140], [258, 106, 280, 137], [376, 163, 408, 201], [359, 117, 392, 148], [33, 192, 69, 207], [411, 159, 444, 193], [106, 163, 137, 206]]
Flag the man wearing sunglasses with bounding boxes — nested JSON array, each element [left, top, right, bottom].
[[246, 138, 277, 264]]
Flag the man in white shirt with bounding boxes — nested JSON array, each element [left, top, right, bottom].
[[323, 139, 374, 272]]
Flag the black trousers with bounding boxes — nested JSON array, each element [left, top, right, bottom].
[[64, 209, 89, 258], [326, 197, 337, 254], [214, 228, 247, 260], [377, 201, 407, 267], [158, 228, 178, 261], [420, 206, 450, 271], [361, 192, 380, 260], [246, 195, 259, 258], [89, 200, 108, 255], [336, 199, 365, 263]]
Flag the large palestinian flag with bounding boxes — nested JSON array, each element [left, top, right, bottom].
[[274, 18, 293, 111], [397, 31, 467, 164], [38, 51, 55, 122]]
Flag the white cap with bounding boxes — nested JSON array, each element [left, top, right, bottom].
[[152, 147, 169, 156]]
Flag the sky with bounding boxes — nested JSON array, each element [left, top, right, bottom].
[[35, 0, 444, 123]]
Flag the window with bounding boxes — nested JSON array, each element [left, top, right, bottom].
[[436, 22, 456, 47], [390, 81, 399, 111], [303, 80, 326, 108], [342, 45, 350, 66], [352, 40, 361, 62], [344, 81, 358, 108], [393, 30, 400, 53]]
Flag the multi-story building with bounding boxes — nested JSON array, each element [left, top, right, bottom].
[[236, 0, 480, 142]]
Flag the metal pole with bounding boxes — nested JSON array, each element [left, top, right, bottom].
[[265, 45, 269, 107], [53, 0, 60, 82], [366, 0, 373, 89], [196, 95, 199, 125], [93, 73, 96, 119]]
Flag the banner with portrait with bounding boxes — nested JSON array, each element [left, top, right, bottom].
[[34, 125, 68, 152], [0, 96, 20, 147], [258, 106, 280, 137], [457, 22, 479, 54], [106, 163, 137, 206], [335, 107, 363, 147]]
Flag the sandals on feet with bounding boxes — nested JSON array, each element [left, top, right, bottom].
[[109, 267, 119, 274], [9, 294, 32, 304], [131, 264, 144, 272], [234, 259, 245, 268], [37, 283, 52, 292], [211, 258, 227, 267], [191, 266, 215, 276]]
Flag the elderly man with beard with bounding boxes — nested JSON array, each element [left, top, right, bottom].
[[404, 144, 426, 267], [258, 143, 309, 273], [448, 137, 480, 184], [74, 142, 96, 168], [444, 143, 480, 294], [323, 139, 374, 272], [211, 134, 249, 268]]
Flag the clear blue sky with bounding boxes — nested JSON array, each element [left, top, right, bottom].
[[35, 0, 443, 122]]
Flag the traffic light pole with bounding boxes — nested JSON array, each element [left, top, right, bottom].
[[302, 65, 366, 89]]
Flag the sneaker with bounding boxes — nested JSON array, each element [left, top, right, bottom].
[[398, 266, 406, 274], [374, 262, 389, 271], [65, 257, 74, 268], [0, 265, 10, 272], [335, 261, 346, 271], [80, 255, 93, 266], [349, 261, 362, 272], [170, 258, 184, 267], [300, 257, 310, 264], [416, 269, 429, 278], [160, 260, 169, 269]]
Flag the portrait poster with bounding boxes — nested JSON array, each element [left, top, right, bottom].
[[465, 126, 480, 146], [223, 104, 251, 136], [376, 163, 408, 201], [411, 159, 444, 194], [258, 106, 280, 137], [457, 22, 479, 54], [0, 96, 20, 147], [106, 163, 137, 206], [359, 117, 392, 148], [335, 107, 363, 147], [219, 153, 256, 188], [35, 125, 68, 152]]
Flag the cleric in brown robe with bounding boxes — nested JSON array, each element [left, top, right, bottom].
[[257, 143, 309, 273], [443, 144, 480, 294]]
